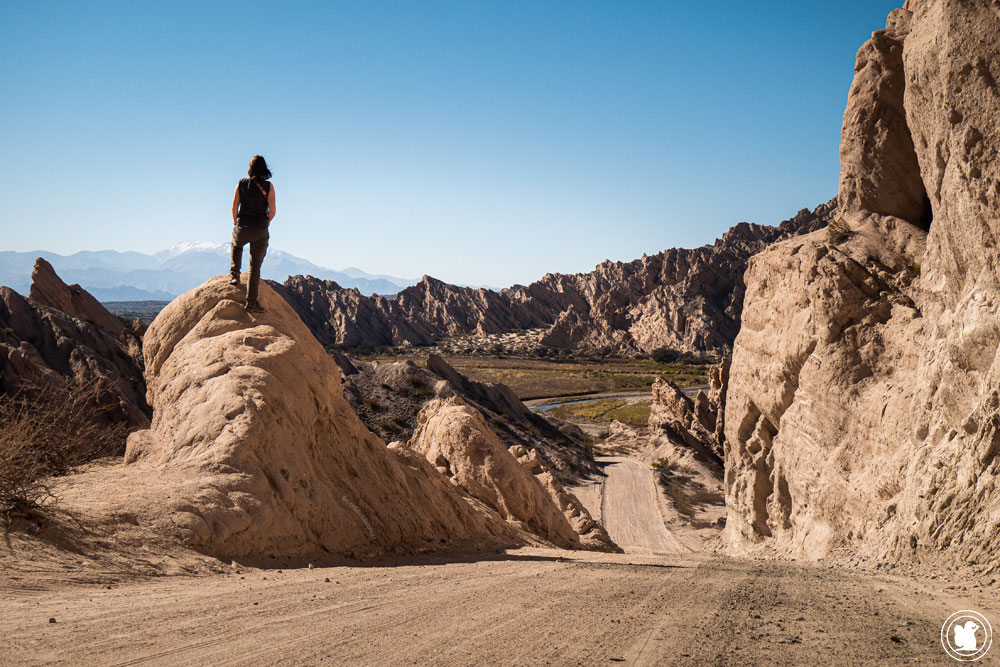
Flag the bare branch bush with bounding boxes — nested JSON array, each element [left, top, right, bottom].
[[0, 381, 130, 526]]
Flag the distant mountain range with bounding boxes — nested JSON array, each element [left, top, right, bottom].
[[0, 242, 416, 301], [276, 200, 837, 354]]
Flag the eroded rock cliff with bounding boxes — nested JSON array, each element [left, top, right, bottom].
[[648, 360, 729, 464], [724, 0, 1000, 571]]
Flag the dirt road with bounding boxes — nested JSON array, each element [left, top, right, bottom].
[[4, 547, 998, 666], [596, 456, 689, 554]]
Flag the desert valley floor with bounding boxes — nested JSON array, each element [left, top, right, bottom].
[[3, 449, 998, 666]]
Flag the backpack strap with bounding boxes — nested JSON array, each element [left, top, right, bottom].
[[253, 180, 269, 198]]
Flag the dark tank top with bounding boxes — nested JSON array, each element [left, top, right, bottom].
[[237, 178, 272, 228]]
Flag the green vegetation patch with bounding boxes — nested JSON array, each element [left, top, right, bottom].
[[362, 353, 711, 400], [437, 357, 708, 400], [604, 400, 652, 427], [549, 398, 652, 427], [549, 398, 626, 421]]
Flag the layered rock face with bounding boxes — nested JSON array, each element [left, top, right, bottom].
[[0, 259, 148, 425], [724, 0, 1000, 569], [124, 277, 611, 558], [507, 442, 617, 551], [274, 204, 835, 356]]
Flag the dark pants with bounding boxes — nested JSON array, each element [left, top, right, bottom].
[[230, 225, 269, 306]]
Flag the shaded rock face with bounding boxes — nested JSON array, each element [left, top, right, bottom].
[[0, 260, 148, 425], [408, 397, 615, 551], [707, 359, 730, 451], [273, 204, 835, 356], [724, 1, 1000, 569], [124, 277, 611, 559], [838, 9, 929, 228]]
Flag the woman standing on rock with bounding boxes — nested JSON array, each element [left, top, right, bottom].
[[230, 155, 277, 312]]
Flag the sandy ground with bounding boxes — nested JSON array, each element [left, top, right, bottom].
[[577, 446, 722, 554], [3, 452, 1000, 665]]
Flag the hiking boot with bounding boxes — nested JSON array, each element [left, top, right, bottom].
[[229, 275, 240, 285], [244, 302, 264, 313]]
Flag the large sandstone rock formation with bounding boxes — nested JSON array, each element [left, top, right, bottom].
[[724, 0, 1000, 570], [123, 276, 612, 559], [507, 442, 617, 551], [273, 203, 835, 356], [0, 259, 148, 425]]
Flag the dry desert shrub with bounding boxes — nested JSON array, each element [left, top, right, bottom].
[[826, 219, 852, 244], [876, 471, 904, 501], [0, 382, 130, 526]]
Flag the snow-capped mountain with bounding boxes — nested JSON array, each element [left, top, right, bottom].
[[154, 241, 229, 257], [0, 243, 415, 301]]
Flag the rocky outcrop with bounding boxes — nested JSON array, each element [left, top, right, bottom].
[[707, 359, 730, 451], [648, 360, 729, 464], [0, 261, 148, 425], [340, 354, 596, 483], [507, 443, 617, 551], [724, 0, 1000, 570], [269, 278, 437, 349], [123, 276, 613, 559], [408, 397, 614, 550], [837, 8, 929, 227], [273, 204, 836, 356], [29, 258, 126, 336], [424, 353, 575, 452]]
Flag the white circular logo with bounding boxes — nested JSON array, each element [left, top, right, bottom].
[[942, 610, 993, 662]]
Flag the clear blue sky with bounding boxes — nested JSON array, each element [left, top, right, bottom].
[[2, 1, 899, 287]]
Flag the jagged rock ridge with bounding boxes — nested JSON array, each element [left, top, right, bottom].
[[0, 258, 149, 425], [272, 203, 836, 355], [409, 397, 616, 551]]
